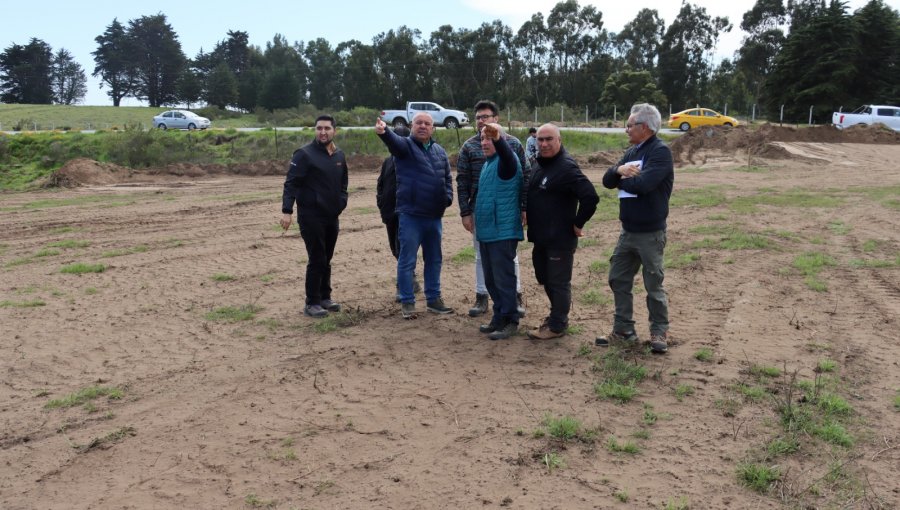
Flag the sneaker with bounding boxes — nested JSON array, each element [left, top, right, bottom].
[[649, 332, 669, 354], [479, 319, 502, 334], [468, 293, 489, 317], [488, 323, 518, 341], [516, 292, 526, 318], [527, 321, 565, 340], [400, 302, 417, 319], [321, 299, 341, 312], [427, 298, 454, 314], [595, 330, 639, 347], [303, 304, 328, 318]]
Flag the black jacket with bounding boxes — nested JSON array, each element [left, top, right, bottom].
[[601, 135, 673, 232], [526, 146, 599, 250], [376, 156, 398, 224], [282, 140, 349, 219]]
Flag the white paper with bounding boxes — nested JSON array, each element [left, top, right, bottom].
[[617, 159, 641, 198]]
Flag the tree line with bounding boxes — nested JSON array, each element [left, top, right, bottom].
[[1, 0, 897, 122]]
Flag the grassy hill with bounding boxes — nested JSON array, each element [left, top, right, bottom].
[[0, 104, 263, 131]]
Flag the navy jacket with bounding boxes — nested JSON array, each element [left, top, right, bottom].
[[377, 129, 453, 219], [282, 140, 348, 219], [526, 146, 599, 250], [602, 135, 673, 232]]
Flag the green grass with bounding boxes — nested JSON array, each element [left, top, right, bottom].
[[816, 359, 837, 373], [730, 190, 843, 214], [663, 496, 690, 510], [670, 186, 727, 208], [737, 463, 780, 493], [45, 385, 124, 409], [694, 348, 713, 362], [816, 393, 852, 416], [750, 364, 780, 379], [814, 421, 854, 447], [60, 263, 106, 274], [614, 490, 629, 502], [860, 239, 878, 252], [33, 248, 60, 258], [674, 384, 695, 401], [580, 289, 612, 306], [543, 414, 582, 440], [210, 273, 235, 282], [204, 304, 262, 322], [734, 383, 768, 402], [312, 310, 364, 333], [592, 349, 646, 403], [542, 452, 565, 472], [893, 390, 900, 411], [766, 436, 800, 457], [46, 239, 90, 249], [606, 435, 640, 454], [793, 252, 836, 291], [827, 220, 851, 235], [0, 299, 46, 308], [451, 246, 476, 264], [100, 245, 149, 257], [587, 258, 609, 274]]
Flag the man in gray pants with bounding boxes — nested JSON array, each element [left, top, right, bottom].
[[597, 103, 674, 353]]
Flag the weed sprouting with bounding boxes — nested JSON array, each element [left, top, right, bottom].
[[737, 462, 780, 493], [45, 385, 124, 409]]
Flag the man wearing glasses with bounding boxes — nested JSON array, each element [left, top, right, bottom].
[[457, 100, 530, 319], [597, 103, 674, 353]]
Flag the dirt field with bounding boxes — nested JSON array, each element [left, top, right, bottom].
[[1, 128, 899, 509]]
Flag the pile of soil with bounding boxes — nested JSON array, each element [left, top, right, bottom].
[[670, 123, 900, 164]]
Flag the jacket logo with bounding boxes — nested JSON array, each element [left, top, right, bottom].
[[540, 176, 548, 189]]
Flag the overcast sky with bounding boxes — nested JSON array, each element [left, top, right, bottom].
[[0, 0, 887, 106]]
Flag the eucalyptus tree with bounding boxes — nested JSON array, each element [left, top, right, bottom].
[[127, 14, 187, 107], [614, 9, 665, 73], [0, 38, 54, 104], [545, 0, 608, 106], [51, 49, 87, 105], [337, 40, 382, 109], [92, 19, 135, 106], [305, 38, 342, 109], [850, 0, 900, 104], [736, 0, 788, 111], [373, 26, 432, 105], [513, 13, 551, 107]]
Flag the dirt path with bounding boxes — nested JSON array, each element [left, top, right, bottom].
[[1, 143, 898, 509]]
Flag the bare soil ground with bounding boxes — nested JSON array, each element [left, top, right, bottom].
[[1, 128, 899, 509]]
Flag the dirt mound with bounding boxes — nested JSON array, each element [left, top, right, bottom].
[[44, 158, 134, 187], [670, 123, 900, 164], [586, 151, 620, 167]]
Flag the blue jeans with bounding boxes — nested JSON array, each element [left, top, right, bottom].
[[398, 213, 443, 303], [479, 239, 519, 325]]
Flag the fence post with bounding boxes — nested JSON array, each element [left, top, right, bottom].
[[560, 105, 564, 123], [613, 105, 617, 123], [780, 105, 784, 126], [534, 107, 537, 124], [751, 104, 756, 123], [585, 105, 588, 125], [724, 103, 728, 116], [808, 106, 814, 126]]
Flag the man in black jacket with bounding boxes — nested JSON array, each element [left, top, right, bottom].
[[525, 124, 599, 340], [281, 115, 349, 318], [597, 103, 674, 353]]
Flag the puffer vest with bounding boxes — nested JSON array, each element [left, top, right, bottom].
[[475, 155, 523, 243]]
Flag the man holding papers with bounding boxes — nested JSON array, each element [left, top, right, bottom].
[[598, 103, 674, 354]]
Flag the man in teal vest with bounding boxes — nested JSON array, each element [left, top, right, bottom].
[[475, 123, 525, 340]]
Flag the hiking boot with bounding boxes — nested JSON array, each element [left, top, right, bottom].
[[488, 322, 518, 341], [649, 331, 669, 354], [516, 292, 526, 318], [427, 298, 454, 314], [468, 293, 489, 317], [304, 304, 328, 318], [321, 299, 341, 312], [413, 280, 422, 294], [400, 302, 417, 320], [527, 321, 565, 340], [595, 330, 639, 347], [479, 318, 503, 334]]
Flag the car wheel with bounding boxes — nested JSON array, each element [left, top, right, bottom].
[[444, 117, 459, 129], [723, 122, 733, 127], [393, 118, 408, 129], [679, 122, 690, 132], [188, 123, 196, 130], [157, 124, 167, 130]]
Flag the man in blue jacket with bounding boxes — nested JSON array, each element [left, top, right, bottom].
[[597, 103, 674, 354], [280, 115, 348, 318], [375, 113, 454, 319]]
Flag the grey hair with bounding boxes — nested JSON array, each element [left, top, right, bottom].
[[630, 103, 661, 133]]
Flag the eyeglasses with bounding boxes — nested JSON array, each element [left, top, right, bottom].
[[475, 114, 496, 121], [625, 121, 645, 129]]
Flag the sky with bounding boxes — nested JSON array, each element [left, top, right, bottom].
[[0, 0, 889, 106]]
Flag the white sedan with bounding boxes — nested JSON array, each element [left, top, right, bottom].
[[153, 110, 211, 130]]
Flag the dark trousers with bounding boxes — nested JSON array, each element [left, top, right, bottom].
[[299, 215, 339, 305], [532, 244, 574, 332], [385, 216, 400, 259], [479, 239, 519, 326], [608, 229, 669, 335]]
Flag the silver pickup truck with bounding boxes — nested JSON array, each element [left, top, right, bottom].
[[832, 105, 900, 131], [379, 102, 469, 129]]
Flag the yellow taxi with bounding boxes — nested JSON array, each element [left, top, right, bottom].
[[668, 108, 738, 131]]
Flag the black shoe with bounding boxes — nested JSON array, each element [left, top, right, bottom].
[[400, 302, 417, 319], [427, 298, 454, 314], [479, 320, 502, 334], [321, 299, 341, 312], [516, 292, 526, 318], [413, 280, 422, 294], [595, 330, 638, 347], [649, 332, 669, 354], [304, 304, 328, 318], [489, 323, 518, 341], [468, 293, 489, 317]]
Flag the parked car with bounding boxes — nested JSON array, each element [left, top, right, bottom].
[[379, 102, 469, 129], [832, 105, 900, 131], [153, 110, 211, 130], [668, 108, 738, 131]]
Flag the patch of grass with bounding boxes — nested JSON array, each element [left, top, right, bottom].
[[588, 258, 609, 274], [678, 166, 707, 173], [542, 414, 582, 440], [0, 299, 46, 308], [737, 462, 780, 493], [451, 246, 476, 264], [542, 452, 565, 472], [576, 342, 592, 357], [674, 384, 695, 401], [210, 273, 235, 282], [814, 421, 853, 447], [312, 309, 365, 333], [45, 385, 124, 409], [100, 245, 148, 258], [642, 404, 658, 425], [750, 364, 780, 379], [734, 383, 768, 402], [663, 496, 690, 510], [631, 428, 650, 440], [595, 382, 638, 403], [4, 256, 33, 267], [49, 226, 81, 234], [84, 287, 98, 295], [666, 251, 701, 268], [60, 262, 106, 274], [614, 489, 629, 502], [34, 248, 60, 258], [860, 239, 878, 252], [693, 348, 713, 362], [204, 304, 262, 322], [578, 237, 599, 248], [46, 239, 90, 249], [670, 186, 726, 208], [730, 190, 843, 214], [732, 165, 770, 173], [893, 390, 900, 411], [765, 436, 800, 457], [827, 221, 851, 235], [592, 348, 646, 403], [564, 324, 584, 335], [816, 359, 837, 373], [244, 493, 276, 508], [849, 257, 900, 269], [816, 393, 852, 416], [580, 289, 612, 306], [260, 274, 274, 283], [606, 435, 640, 454]]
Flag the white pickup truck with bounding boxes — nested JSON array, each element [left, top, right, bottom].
[[379, 102, 469, 129], [832, 105, 900, 131]]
